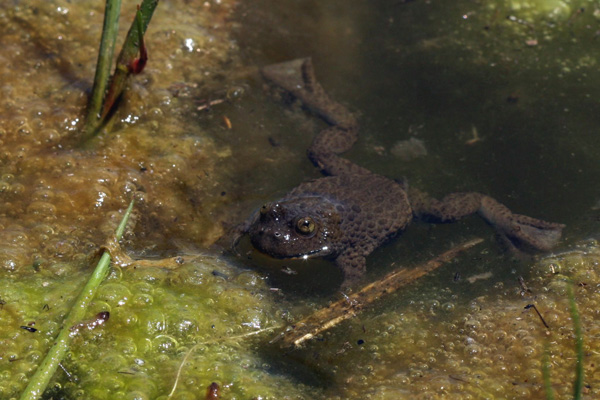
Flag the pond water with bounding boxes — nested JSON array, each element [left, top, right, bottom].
[[1, 0, 600, 399]]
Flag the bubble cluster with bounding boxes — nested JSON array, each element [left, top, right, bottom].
[[0, 0, 246, 278], [279, 241, 600, 399], [0, 0, 276, 396], [0, 251, 319, 399]]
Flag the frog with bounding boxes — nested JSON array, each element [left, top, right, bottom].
[[239, 58, 564, 288]]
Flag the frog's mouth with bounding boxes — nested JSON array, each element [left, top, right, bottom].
[[255, 245, 332, 261], [281, 246, 332, 260]]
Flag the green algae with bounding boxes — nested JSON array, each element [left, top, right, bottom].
[[19, 200, 133, 400], [1, 253, 316, 399]]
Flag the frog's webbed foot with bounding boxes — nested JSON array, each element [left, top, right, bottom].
[[479, 197, 565, 252], [410, 189, 564, 252], [102, 237, 136, 268], [261, 58, 356, 128], [262, 58, 311, 96], [336, 252, 367, 290], [102, 237, 186, 270]]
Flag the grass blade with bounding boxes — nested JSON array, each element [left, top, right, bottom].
[[542, 344, 555, 400], [83, 0, 123, 139], [19, 200, 135, 400], [81, 0, 159, 144], [100, 0, 158, 118], [567, 281, 584, 399]]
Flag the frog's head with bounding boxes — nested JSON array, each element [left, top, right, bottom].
[[248, 196, 342, 260]]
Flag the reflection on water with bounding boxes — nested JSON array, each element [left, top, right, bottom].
[[1, 0, 600, 398]]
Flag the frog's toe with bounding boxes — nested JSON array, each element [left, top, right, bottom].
[[261, 58, 311, 94], [499, 213, 565, 252]]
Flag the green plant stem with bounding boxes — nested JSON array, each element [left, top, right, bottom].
[[83, 0, 122, 140], [567, 281, 584, 399], [19, 200, 134, 400], [100, 0, 159, 119], [542, 345, 555, 400]]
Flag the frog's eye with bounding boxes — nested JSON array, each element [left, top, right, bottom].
[[295, 217, 315, 235], [260, 205, 268, 215]]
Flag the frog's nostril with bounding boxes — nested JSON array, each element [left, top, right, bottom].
[[274, 232, 281, 238]]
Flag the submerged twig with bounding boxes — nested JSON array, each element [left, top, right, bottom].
[[524, 304, 549, 329], [274, 238, 484, 348], [197, 98, 227, 111], [518, 275, 533, 296], [19, 200, 134, 400], [167, 326, 280, 398]]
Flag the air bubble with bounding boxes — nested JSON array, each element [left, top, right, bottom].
[[153, 334, 179, 354], [226, 85, 245, 101], [11, 183, 25, 195], [1, 173, 14, 183], [97, 283, 132, 307], [132, 293, 154, 307], [27, 201, 57, 217], [125, 391, 151, 400]]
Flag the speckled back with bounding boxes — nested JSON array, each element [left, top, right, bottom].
[[287, 173, 413, 257]]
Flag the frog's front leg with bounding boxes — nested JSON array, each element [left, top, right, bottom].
[[409, 189, 564, 252], [231, 214, 255, 256], [103, 236, 136, 268], [103, 236, 185, 270], [335, 251, 367, 289]]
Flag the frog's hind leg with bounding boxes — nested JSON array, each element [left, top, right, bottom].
[[409, 189, 564, 252], [262, 58, 356, 129], [262, 58, 371, 176], [478, 196, 564, 252]]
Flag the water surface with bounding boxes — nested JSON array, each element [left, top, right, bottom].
[[2, 0, 600, 398]]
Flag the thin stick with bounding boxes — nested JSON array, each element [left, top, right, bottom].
[[524, 303, 550, 329], [19, 200, 134, 400], [83, 0, 123, 138], [167, 326, 280, 398], [274, 238, 483, 348]]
